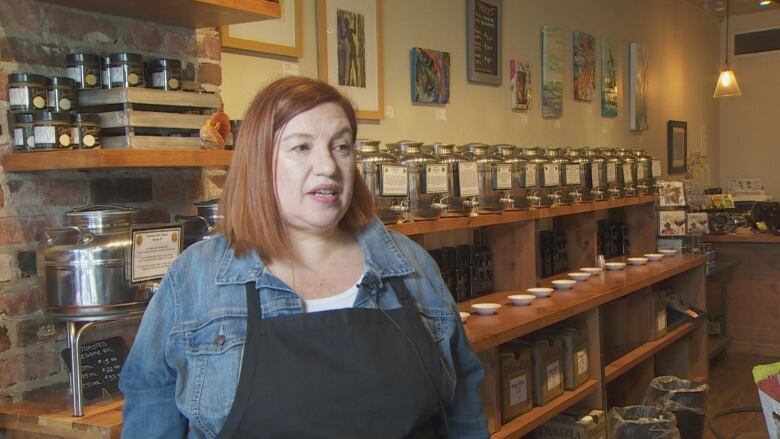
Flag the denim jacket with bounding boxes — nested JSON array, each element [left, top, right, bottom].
[[120, 218, 488, 438]]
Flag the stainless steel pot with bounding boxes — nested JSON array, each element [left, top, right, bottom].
[[616, 148, 638, 196], [631, 149, 652, 194], [176, 199, 221, 249], [585, 148, 607, 201], [492, 144, 522, 210], [427, 143, 479, 216], [457, 143, 505, 213], [356, 139, 408, 223], [388, 140, 448, 221], [563, 147, 589, 203], [520, 147, 543, 208], [600, 147, 622, 199], [540, 147, 563, 206]]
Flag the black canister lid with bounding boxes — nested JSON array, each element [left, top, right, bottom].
[[67, 52, 100, 64], [9, 72, 47, 85], [150, 58, 182, 70], [111, 52, 143, 64], [101, 56, 111, 66], [14, 113, 34, 123], [48, 76, 76, 87], [34, 111, 70, 123], [71, 113, 100, 124]]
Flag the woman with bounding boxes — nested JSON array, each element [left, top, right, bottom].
[[120, 76, 488, 438]]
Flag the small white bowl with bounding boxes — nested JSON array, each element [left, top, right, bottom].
[[568, 272, 591, 282], [459, 311, 470, 323], [605, 262, 626, 271], [658, 248, 678, 256], [627, 257, 649, 266], [580, 267, 603, 274], [527, 287, 554, 298], [508, 294, 536, 306], [552, 279, 577, 290], [471, 303, 501, 316], [644, 253, 664, 262]]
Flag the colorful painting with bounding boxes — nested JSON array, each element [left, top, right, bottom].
[[601, 36, 618, 117], [630, 42, 648, 130], [659, 211, 687, 237], [411, 47, 450, 104], [510, 59, 531, 110], [573, 31, 595, 101], [337, 9, 366, 87], [541, 25, 563, 118], [659, 181, 686, 207], [686, 213, 709, 235]]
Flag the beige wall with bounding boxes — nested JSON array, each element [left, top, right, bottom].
[[222, 0, 721, 184], [718, 9, 780, 198]]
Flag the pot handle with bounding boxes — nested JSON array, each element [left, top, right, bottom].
[[44, 226, 94, 245], [175, 215, 212, 232], [71, 204, 133, 212]]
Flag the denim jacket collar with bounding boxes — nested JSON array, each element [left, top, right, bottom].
[[215, 218, 414, 287]]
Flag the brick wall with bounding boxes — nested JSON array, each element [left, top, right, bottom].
[[0, 0, 226, 404]]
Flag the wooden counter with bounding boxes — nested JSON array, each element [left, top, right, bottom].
[[704, 233, 780, 244]]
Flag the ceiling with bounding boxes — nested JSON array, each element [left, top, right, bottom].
[[684, 0, 780, 18]]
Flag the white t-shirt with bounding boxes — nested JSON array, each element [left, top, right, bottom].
[[303, 285, 359, 313]]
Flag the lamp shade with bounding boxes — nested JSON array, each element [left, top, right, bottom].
[[713, 69, 742, 97]]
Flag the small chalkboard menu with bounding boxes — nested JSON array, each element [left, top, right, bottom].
[[467, 0, 502, 85], [61, 336, 127, 400]]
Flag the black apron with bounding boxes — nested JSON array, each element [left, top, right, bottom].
[[215, 278, 451, 438]]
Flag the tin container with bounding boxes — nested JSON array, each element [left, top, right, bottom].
[[47, 77, 77, 112], [539, 147, 563, 206], [458, 143, 505, 213], [70, 113, 101, 149], [34, 111, 71, 150], [529, 335, 565, 405], [427, 143, 479, 216], [600, 148, 622, 199], [66, 53, 101, 89], [586, 148, 608, 201], [492, 144, 523, 210], [355, 139, 409, 224], [110, 52, 145, 88], [520, 147, 544, 208], [8, 73, 47, 112], [572, 147, 595, 202], [561, 326, 589, 390], [649, 155, 663, 194], [388, 140, 448, 221], [632, 149, 653, 194], [13, 113, 35, 152], [149, 59, 182, 91], [560, 147, 587, 204], [617, 148, 638, 196], [510, 147, 533, 209], [499, 343, 534, 422]]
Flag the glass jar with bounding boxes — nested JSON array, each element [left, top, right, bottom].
[[564, 147, 589, 203], [586, 148, 607, 201], [101, 56, 112, 90], [355, 139, 408, 224], [428, 143, 479, 217], [47, 77, 77, 112], [8, 73, 47, 111], [34, 111, 71, 150], [149, 59, 182, 91], [388, 140, 448, 221], [110, 52, 145, 88], [540, 147, 563, 206], [600, 147, 622, 199], [458, 143, 505, 213], [492, 144, 522, 210], [521, 147, 544, 208], [13, 113, 35, 152], [617, 148, 638, 196], [66, 53, 101, 89], [71, 113, 101, 149]]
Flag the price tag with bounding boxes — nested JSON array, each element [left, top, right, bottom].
[[623, 164, 634, 183], [565, 164, 581, 185], [652, 160, 662, 177], [607, 163, 617, 183], [509, 374, 528, 406], [576, 349, 588, 375], [547, 360, 561, 390], [494, 164, 512, 190], [457, 162, 479, 197], [591, 163, 600, 187], [525, 164, 537, 188], [543, 164, 560, 187], [380, 164, 408, 196], [424, 164, 448, 194]]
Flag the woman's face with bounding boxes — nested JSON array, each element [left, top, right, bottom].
[[274, 102, 355, 235]]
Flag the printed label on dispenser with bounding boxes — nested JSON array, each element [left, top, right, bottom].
[[494, 164, 512, 190], [543, 164, 560, 187], [547, 361, 561, 390], [34, 126, 56, 145], [637, 164, 647, 180], [657, 310, 667, 332], [607, 163, 617, 183], [457, 162, 479, 197], [13, 128, 23, 146], [576, 349, 588, 376], [508, 374, 528, 406], [565, 164, 581, 185], [652, 160, 662, 177], [424, 164, 448, 194], [379, 164, 408, 196], [591, 163, 600, 188], [623, 164, 634, 183], [152, 71, 167, 88], [525, 164, 537, 188]]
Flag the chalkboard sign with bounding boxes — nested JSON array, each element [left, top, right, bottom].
[[467, 0, 502, 85], [61, 336, 127, 400]]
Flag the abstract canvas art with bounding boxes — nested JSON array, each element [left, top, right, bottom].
[[573, 31, 595, 101], [411, 47, 451, 104], [541, 25, 563, 118], [630, 42, 648, 130], [601, 36, 618, 117], [510, 59, 530, 110]]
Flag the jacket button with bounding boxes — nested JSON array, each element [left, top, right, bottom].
[[215, 335, 225, 346]]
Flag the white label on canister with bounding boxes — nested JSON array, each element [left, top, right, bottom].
[[495, 164, 512, 190], [547, 361, 561, 390], [34, 125, 55, 145], [576, 349, 588, 375], [543, 164, 560, 187], [9, 87, 27, 107], [565, 164, 581, 185], [591, 163, 600, 187], [637, 165, 647, 180], [623, 164, 633, 183], [152, 71, 166, 88], [13, 128, 23, 146], [110, 66, 123, 84], [66, 66, 81, 83], [425, 164, 448, 194], [71, 127, 80, 145], [458, 162, 479, 197], [652, 160, 662, 177], [657, 310, 667, 332], [380, 164, 408, 196], [508, 374, 528, 406], [82, 134, 96, 148], [607, 163, 617, 182], [525, 164, 537, 187]]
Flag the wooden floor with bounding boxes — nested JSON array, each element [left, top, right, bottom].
[[704, 353, 779, 439]]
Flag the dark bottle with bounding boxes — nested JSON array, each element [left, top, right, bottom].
[[538, 230, 554, 278], [441, 247, 460, 301], [456, 245, 474, 300], [597, 219, 609, 257], [620, 221, 631, 255], [477, 229, 495, 293]]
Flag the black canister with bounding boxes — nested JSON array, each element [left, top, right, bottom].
[[110, 52, 145, 88], [34, 111, 71, 150], [13, 113, 35, 152], [70, 113, 101, 149], [149, 59, 182, 91], [8, 73, 47, 111], [101, 56, 112, 90], [67, 53, 101, 89], [47, 77, 77, 112]]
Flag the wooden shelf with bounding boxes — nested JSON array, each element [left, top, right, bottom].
[[491, 379, 598, 439], [604, 322, 696, 383], [39, 0, 281, 28], [703, 233, 780, 244], [460, 254, 706, 353], [387, 196, 657, 235], [2, 149, 233, 171]]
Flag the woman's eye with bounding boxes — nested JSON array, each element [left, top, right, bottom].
[[333, 143, 353, 153], [292, 144, 309, 152]]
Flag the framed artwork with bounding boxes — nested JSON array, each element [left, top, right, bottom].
[[510, 59, 530, 110], [541, 25, 563, 118], [686, 212, 710, 235], [317, 0, 384, 120], [659, 181, 686, 207], [629, 42, 648, 130], [467, 0, 502, 85], [573, 31, 595, 101], [220, 0, 303, 58], [410, 48, 450, 104], [601, 36, 618, 117], [667, 120, 687, 174], [659, 210, 687, 237]]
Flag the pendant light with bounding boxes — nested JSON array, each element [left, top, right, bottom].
[[713, 0, 742, 97]]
